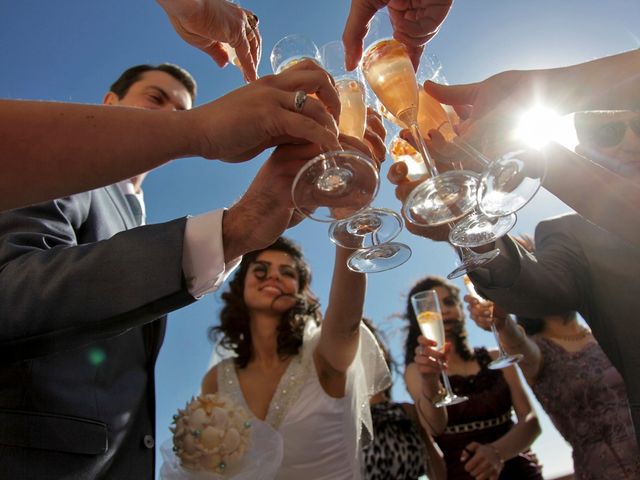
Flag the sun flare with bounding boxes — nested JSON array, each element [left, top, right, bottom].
[[514, 106, 578, 150]]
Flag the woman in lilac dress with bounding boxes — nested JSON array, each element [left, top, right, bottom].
[[467, 301, 640, 479]]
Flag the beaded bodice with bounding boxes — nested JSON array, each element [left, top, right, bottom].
[[217, 354, 311, 430]]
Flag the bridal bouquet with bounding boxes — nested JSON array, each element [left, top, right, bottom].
[[171, 393, 252, 474]]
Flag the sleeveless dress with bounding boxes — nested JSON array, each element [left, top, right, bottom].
[[361, 401, 428, 480], [531, 336, 640, 479], [216, 324, 390, 480], [436, 348, 542, 479]]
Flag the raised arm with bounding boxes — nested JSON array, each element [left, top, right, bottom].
[[541, 142, 640, 247], [0, 64, 340, 212], [404, 336, 449, 436], [465, 297, 542, 384], [315, 246, 366, 381], [0, 194, 193, 361], [425, 48, 640, 131]]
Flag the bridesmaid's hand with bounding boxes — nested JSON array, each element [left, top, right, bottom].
[[461, 441, 503, 480], [414, 336, 448, 378]]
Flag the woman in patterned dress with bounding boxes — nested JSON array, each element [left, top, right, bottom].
[[200, 237, 393, 479], [467, 302, 640, 479], [404, 276, 543, 480], [360, 318, 446, 480]]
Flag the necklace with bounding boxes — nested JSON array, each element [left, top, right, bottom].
[[545, 327, 592, 342]]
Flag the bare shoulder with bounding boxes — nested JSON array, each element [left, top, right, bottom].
[[201, 365, 219, 394]]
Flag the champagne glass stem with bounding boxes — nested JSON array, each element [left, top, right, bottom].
[[455, 246, 471, 261], [451, 140, 491, 168], [409, 123, 439, 178], [372, 225, 381, 247], [438, 360, 456, 397], [491, 322, 509, 357]]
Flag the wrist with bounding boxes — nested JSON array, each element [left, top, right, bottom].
[[422, 383, 446, 406], [165, 109, 200, 159], [221, 206, 252, 262], [488, 443, 505, 465], [501, 320, 528, 349]]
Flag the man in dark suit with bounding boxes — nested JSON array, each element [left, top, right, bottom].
[[390, 107, 640, 447], [0, 63, 334, 479]]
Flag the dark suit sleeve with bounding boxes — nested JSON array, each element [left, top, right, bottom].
[[469, 215, 588, 317], [0, 194, 195, 361]]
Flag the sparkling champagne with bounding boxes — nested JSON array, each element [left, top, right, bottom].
[[362, 39, 419, 127], [336, 79, 367, 139], [418, 90, 457, 141], [276, 56, 319, 74], [417, 311, 445, 349]]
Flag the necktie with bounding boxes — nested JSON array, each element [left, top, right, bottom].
[[124, 193, 144, 226]]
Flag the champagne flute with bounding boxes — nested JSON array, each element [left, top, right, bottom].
[[321, 40, 412, 272], [411, 289, 468, 407], [463, 275, 523, 369], [270, 35, 379, 222], [361, 38, 478, 227], [412, 53, 517, 249], [387, 55, 507, 279]]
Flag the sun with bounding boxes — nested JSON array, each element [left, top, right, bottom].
[[514, 106, 578, 150]]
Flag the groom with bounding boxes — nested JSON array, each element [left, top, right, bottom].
[[0, 63, 324, 479]]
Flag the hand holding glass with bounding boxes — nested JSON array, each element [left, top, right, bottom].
[[411, 289, 468, 407], [463, 275, 522, 369]]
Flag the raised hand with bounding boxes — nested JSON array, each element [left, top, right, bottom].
[[386, 161, 451, 241], [464, 295, 508, 332], [188, 61, 341, 163], [157, 0, 261, 82], [222, 142, 324, 259], [414, 335, 448, 378], [343, 0, 453, 71]]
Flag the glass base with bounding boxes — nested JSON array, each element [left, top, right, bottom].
[[447, 248, 501, 280], [403, 170, 479, 227], [448, 212, 517, 248], [329, 208, 402, 249], [478, 149, 545, 217], [292, 150, 379, 222], [347, 242, 412, 273], [434, 393, 469, 408], [488, 353, 524, 370]]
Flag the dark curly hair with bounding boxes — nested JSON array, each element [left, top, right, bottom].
[[403, 276, 474, 366], [209, 237, 321, 368]]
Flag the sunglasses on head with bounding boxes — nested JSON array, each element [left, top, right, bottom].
[[583, 115, 640, 149]]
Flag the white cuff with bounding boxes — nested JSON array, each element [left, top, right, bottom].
[[182, 209, 242, 299]]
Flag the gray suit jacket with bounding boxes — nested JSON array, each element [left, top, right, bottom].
[[0, 185, 195, 479], [470, 213, 640, 447]]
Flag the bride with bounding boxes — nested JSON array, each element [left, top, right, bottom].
[[202, 236, 390, 479]]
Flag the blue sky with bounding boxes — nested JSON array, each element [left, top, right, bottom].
[[2, 0, 639, 477]]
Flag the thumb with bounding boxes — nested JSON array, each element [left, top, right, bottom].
[[342, 1, 389, 71], [387, 161, 409, 184], [466, 441, 480, 453], [423, 80, 480, 107], [203, 42, 229, 68], [460, 441, 480, 462]]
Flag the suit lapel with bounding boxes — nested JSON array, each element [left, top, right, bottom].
[[104, 184, 138, 230]]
